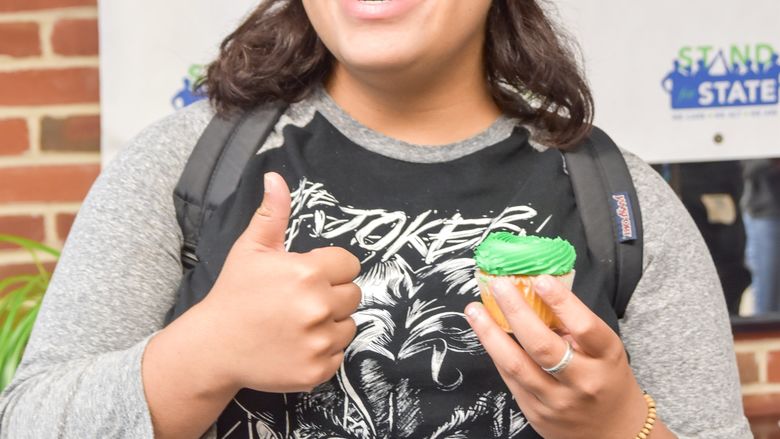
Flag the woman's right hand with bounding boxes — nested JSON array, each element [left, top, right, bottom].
[[143, 172, 361, 438], [184, 172, 362, 394]]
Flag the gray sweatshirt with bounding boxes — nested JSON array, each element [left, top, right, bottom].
[[0, 96, 752, 438]]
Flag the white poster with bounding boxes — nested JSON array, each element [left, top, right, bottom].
[[556, 0, 780, 162], [100, 1, 780, 164], [98, 0, 260, 165]]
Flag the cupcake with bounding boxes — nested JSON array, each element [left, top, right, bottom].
[[474, 232, 576, 332]]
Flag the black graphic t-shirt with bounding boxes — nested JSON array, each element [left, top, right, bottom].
[[182, 106, 617, 438]]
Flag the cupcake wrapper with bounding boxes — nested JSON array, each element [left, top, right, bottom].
[[475, 270, 575, 332]]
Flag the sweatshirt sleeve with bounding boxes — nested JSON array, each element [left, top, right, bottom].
[[0, 102, 213, 438], [619, 152, 752, 438]]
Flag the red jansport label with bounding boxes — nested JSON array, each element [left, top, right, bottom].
[[610, 192, 637, 242]]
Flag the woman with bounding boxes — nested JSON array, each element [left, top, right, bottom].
[[0, 1, 750, 438]]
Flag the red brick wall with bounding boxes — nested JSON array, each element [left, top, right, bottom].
[[735, 332, 780, 438], [0, 0, 99, 277]]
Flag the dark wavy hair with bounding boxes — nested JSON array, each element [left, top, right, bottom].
[[203, 0, 593, 148]]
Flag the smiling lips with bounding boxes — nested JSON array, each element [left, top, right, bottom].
[[342, 0, 421, 21]]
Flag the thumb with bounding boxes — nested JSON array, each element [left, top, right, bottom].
[[243, 172, 291, 252]]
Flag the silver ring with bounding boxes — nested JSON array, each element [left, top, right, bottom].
[[542, 340, 574, 375]]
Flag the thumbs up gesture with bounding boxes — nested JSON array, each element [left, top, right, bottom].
[[194, 172, 362, 393]]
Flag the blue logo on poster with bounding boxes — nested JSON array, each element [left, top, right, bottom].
[[172, 64, 207, 109], [662, 44, 780, 109]]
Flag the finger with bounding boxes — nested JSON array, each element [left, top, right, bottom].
[[533, 275, 616, 357], [490, 278, 572, 373], [329, 283, 362, 321], [465, 302, 555, 395], [495, 375, 545, 420], [241, 172, 292, 252], [307, 352, 345, 392], [327, 352, 346, 380], [330, 318, 358, 353], [303, 247, 361, 285]]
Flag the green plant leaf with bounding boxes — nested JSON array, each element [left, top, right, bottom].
[[30, 250, 48, 280], [0, 274, 47, 309], [0, 304, 40, 390], [0, 274, 37, 302], [0, 279, 40, 352], [0, 274, 33, 300], [0, 235, 60, 258], [0, 286, 26, 348], [0, 235, 54, 391]]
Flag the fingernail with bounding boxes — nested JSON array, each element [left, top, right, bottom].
[[465, 303, 483, 319], [491, 278, 514, 297], [534, 275, 552, 294], [263, 173, 275, 193]]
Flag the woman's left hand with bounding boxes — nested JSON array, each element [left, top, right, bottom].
[[465, 275, 664, 439]]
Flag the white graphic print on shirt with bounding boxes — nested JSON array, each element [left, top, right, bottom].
[[225, 178, 553, 439]]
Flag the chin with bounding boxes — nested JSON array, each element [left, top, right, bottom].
[[335, 41, 423, 74]]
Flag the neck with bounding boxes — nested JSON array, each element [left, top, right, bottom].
[[324, 48, 502, 146]]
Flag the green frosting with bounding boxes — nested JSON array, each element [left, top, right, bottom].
[[474, 232, 576, 276]]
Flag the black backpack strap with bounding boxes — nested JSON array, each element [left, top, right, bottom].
[[564, 127, 644, 319], [173, 102, 287, 271]]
